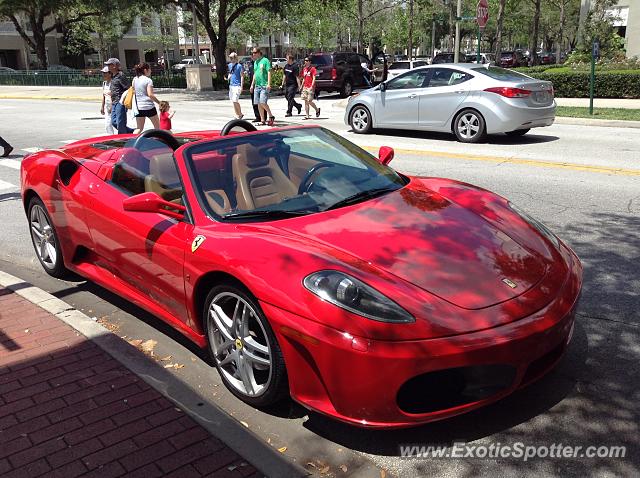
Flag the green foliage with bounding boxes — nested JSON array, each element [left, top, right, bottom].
[[270, 68, 284, 87], [528, 70, 640, 98]]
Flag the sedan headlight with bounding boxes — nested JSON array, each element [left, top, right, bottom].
[[509, 202, 560, 250], [303, 270, 414, 323]]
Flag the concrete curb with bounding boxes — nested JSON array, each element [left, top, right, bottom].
[[553, 116, 640, 128], [0, 269, 308, 478]]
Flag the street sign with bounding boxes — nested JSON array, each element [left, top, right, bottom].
[[592, 39, 600, 59], [477, 0, 489, 29]]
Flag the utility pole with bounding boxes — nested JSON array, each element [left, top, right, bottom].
[[431, 13, 436, 57], [454, 0, 462, 62], [407, 0, 414, 60]]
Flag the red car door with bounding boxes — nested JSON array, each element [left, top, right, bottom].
[[84, 148, 193, 325]]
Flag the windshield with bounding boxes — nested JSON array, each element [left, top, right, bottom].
[[184, 127, 407, 222], [389, 62, 409, 70], [471, 66, 532, 81]]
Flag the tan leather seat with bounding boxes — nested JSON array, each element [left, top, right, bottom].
[[144, 153, 183, 202], [232, 144, 297, 210]]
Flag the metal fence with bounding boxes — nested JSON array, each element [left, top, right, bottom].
[[0, 70, 187, 88]]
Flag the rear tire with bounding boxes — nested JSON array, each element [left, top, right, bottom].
[[505, 128, 530, 137], [350, 105, 372, 134], [28, 197, 70, 279], [340, 80, 353, 98], [453, 109, 486, 143], [204, 282, 288, 408]]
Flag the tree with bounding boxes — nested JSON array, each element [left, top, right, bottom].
[[493, 0, 506, 60], [0, 0, 161, 69]]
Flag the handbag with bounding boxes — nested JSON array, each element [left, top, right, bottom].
[[122, 85, 134, 110]]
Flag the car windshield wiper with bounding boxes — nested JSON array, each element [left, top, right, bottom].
[[325, 187, 393, 211], [222, 209, 312, 220]]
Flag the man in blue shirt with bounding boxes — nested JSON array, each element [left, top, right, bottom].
[[226, 52, 244, 119]]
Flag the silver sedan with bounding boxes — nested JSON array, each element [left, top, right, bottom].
[[344, 64, 556, 142]]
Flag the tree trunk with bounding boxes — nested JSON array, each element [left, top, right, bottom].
[[529, 0, 541, 66], [357, 0, 364, 53], [556, 1, 565, 63], [407, 0, 414, 60], [494, 0, 506, 62], [448, 2, 455, 51]]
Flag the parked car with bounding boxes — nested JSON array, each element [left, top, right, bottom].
[[21, 122, 581, 428], [47, 64, 76, 71], [432, 52, 469, 64], [499, 51, 525, 68], [538, 51, 557, 65], [345, 64, 556, 142], [172, 58, 198, 72], [466, 53, 495, 65], [310, 51, 372, 97], [271, 57, 287, 69], [0, 66, 16, 74], [386, 60, 430, 80], [393, 54, 408, 62]]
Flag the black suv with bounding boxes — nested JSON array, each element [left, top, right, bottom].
[[432, 52, 470, 64], [310, 52, 371, 97]]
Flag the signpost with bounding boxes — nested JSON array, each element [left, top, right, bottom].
[[476, 0, 489, 63], [590, 38, 600, 115]]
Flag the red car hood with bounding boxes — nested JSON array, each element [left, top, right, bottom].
[[277, 184, 548, 310]]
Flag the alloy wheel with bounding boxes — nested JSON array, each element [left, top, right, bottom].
[[29, 204, 57, 270], [456, 112, 481, 140], [208, 292, 272, 397]]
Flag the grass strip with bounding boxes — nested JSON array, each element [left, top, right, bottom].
[[556, 106, 640, 121]]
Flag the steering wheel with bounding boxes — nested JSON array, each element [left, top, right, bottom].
[[298, 163, 336, 195], [220, 119, 257, 136], [132, 129, 181, 151]]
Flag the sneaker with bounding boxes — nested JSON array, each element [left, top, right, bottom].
[[252, 118, 261, 123], [285, 113, 292, 117], [316, 108, 321, 118], [2, 146, 13, 157], [268, 116, 275, 126], [296, 105, 302, 114]]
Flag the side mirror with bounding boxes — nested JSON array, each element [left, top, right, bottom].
[[123, 192, 186, 220], [379, 81, 386, 92], [378, 146, 394, 166]]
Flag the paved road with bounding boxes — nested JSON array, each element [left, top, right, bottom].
[[1, 97, 638, 477]]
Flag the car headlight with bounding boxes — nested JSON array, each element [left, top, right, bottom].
[[509, 202, 560, 250], [303, 270, 414, 323]]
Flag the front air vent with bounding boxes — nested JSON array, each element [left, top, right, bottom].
[[58, 160, 80, 186]]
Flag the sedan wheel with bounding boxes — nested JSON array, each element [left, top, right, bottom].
[[453, 109, 486, 143], [205, 284, 287, 407], [350, 105, 372, 134], [28, 197, 69, 278]]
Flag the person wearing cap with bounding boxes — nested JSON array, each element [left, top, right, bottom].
[[100, 66, 114, 135], [104, 58, 133, 134], [300, 57, 320, 119], [225, 52, 244, 120]]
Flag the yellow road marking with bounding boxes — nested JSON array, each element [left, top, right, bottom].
[[362, 146, 640, 177]]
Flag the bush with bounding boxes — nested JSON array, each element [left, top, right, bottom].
[[526, 70, 640, 98]]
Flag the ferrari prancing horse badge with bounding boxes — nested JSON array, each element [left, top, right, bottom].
[[191, 235, 206, 253]]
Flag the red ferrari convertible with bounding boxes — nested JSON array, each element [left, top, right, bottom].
[[21, 122, 582, 428]]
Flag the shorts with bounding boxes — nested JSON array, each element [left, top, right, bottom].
[[135, 108, 158, 118], [253, 85, 269, 104], [229, 85, 242, 102], [301, 87, 315, 101]]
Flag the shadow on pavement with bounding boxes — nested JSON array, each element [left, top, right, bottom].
[[360, 128, 559, 145]]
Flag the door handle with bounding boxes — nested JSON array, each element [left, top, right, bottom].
[[409, 94, 417, 99], [455, 90, 465, 94]]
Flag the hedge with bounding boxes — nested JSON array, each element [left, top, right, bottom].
[[524, 70, 640, 98]]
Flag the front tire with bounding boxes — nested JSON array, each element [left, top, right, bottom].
[[28, 197, 69, 278], [453, 109, 486, 143], [204, 282, 287, 408], [350, 105, 373, 134]]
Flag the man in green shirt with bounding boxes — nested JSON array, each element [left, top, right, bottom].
[[249, 48, 275, 126]]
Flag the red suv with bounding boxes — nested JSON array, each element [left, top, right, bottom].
[[500, 51, 525, 68], [310, 52, 371, 97]]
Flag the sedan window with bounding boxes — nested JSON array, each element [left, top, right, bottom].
[[427, 68, 472, 87], [386, 70, 429, 90], [471, 66, 532, 81], [389, 62, 410, 70]]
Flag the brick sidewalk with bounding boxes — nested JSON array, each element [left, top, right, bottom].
[[0, 287, 263, 478]]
